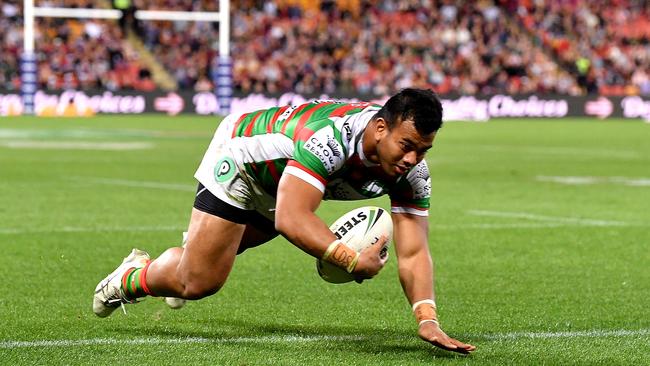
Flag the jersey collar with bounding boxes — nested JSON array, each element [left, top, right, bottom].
[[356, 131, 379, 167]]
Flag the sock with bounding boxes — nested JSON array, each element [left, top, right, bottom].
[[121, 261, 154, 299]]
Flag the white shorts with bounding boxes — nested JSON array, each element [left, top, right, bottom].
[[194, 113, 277, 221]]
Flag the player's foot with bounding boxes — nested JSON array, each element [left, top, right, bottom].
[[93, 248, 150, 317], [164, 297, 187, 309]]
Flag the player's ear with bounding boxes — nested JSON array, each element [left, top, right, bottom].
[[374, 117, 389, 140]]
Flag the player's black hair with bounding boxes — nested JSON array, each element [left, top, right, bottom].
[[374, 88, 443, 135]]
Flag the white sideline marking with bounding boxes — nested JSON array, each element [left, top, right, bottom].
[[0, 225, 184, 235], [0, 141, 153, 150], [2, 329, 649, 349], [537, 175, 650, 187], [72, 177, 196, 191], [467, 210, 629, 227]]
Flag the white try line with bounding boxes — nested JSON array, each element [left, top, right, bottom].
[[71, 177, 196, 192], [2, 329, 649, 349], [467, 210, 629, 227], [482, 328, 650, 340], [0, 335, 363, 349]]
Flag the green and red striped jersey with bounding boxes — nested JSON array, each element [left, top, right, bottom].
[[225, 100, 430, 216]]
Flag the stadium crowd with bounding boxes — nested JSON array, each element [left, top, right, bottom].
[[1, 0, 649, 96], [229, 0, 580, 95], [132, 0, 218, 91], [514, 0, 650, 96], [0, 0, 155, 91]]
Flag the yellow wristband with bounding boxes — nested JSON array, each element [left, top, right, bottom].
[[322, 240, 360, 273]]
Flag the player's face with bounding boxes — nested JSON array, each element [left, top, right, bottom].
[[375, 118, 435, 177]]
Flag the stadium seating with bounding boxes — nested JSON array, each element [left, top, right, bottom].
[[0, 0, 24, 91], [2, 0, 648, 96], [514, 0, 650, 96], [0, 0, 155, 91]]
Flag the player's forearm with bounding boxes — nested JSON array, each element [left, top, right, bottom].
[[398, 249, 435, 305], [275, 209, 337, 258]]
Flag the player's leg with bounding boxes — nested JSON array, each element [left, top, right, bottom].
[[93, 180, 253, 317], [163, 211, 279, 309], [93, 207, 245, 317], [94, 112, 250, 317], [145, 207, 244, 299]]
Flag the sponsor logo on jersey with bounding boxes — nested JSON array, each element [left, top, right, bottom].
[[304, 126, 344, 174], [311, 99, 344, 105], [332, 116, 354, 143], [277, 105, 298, 123], [340, 122, 353, 142], [214, 156, 236, 183]]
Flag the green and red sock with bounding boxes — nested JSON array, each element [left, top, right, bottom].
[[121, 261, 154, 299]]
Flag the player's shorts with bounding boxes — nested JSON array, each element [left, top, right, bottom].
[[194, 112, 277, 222], [192, 183, 276, 254]]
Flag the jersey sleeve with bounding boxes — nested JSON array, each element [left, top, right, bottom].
[[284, 124, 347, 193], [389, 160, 431, 216]]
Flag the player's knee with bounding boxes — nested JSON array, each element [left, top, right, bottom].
[[180, 277, 224, 300], [177, 266, 226, 299]]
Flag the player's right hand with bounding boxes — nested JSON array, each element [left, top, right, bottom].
[[352, 235, 389, 280], [418, 321, 476, 354]]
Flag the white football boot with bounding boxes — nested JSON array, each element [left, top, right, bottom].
[[93, 248, 150, 317], [163, 232, 188, 310], [164, 297, 187, 309]]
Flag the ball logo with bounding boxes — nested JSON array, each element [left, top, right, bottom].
[[214, 157, 236, 183], [333, 211, 368, 240]]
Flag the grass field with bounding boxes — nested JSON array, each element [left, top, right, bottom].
[[1, 115, 649, 365]]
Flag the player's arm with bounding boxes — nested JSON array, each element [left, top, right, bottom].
[[275, 173, 387, 278], [393, 212, 476, 354]]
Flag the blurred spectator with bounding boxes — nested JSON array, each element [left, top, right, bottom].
[[0, 0, 154, 91], [134, 68, 156, 91], [0, 0, 22, 90], [1, 0, 647, 96], [223, 0, 581, 95], [514, 0, 650, 95]]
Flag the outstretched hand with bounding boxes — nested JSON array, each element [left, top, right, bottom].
[[418, 321, 476, 354]]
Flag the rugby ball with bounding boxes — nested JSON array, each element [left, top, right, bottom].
[[317, 206, 393, 283]]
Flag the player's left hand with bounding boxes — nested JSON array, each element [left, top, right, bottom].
[[418, 321, 476, 354]]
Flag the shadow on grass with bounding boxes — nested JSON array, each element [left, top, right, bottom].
[[111, 317, 470, 360]]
